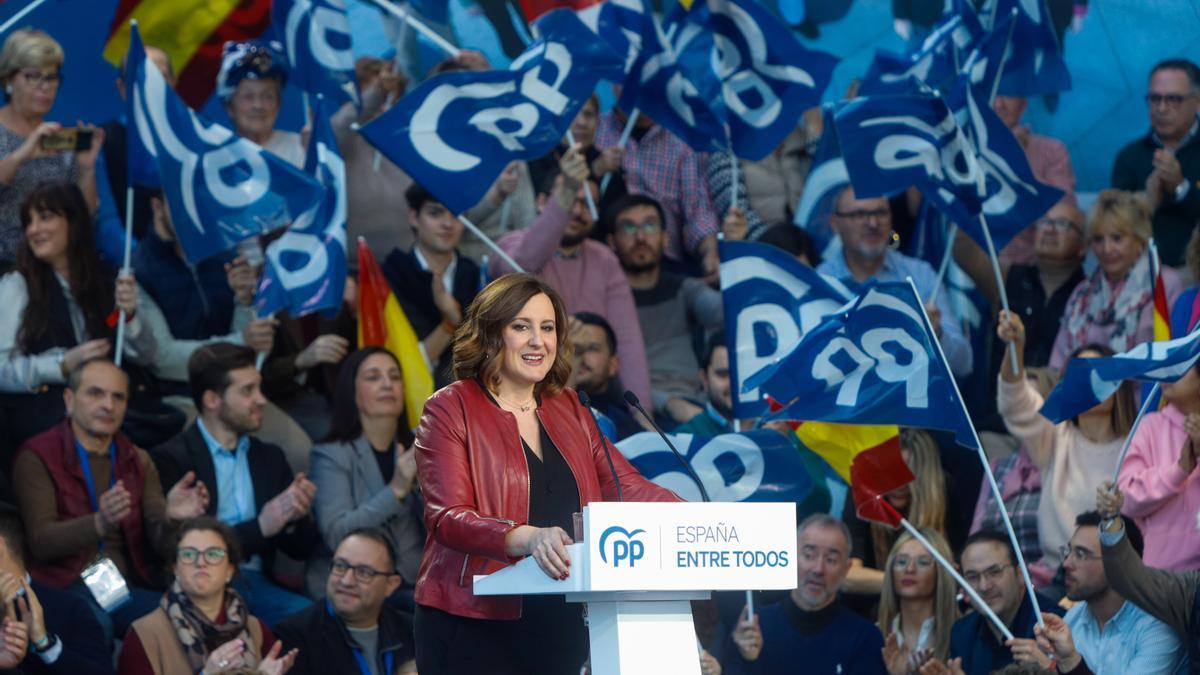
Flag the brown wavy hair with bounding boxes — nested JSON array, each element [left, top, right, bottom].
[[452, 273, 573, 396]]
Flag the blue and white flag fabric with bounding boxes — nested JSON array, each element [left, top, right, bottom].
[[1040, 331, 1200, 424], [859, 15, 972, 98], [617, 430, 813, 503], [577, 0, 646, 74], [990, 0, 1071, 96], [616, 6, 726, 153], [254, 96, 347, 319], [127, 24, 323, 264], [720, 240, 856, 419], [746, 281, 979, 450], [273, 0, 360, 109], [359, 8, 624, 215], [123, 25, 159, 189], [793, 106, 846, 255], [674, 0, 837, 161]]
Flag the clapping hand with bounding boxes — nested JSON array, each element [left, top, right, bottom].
[[257, 640, 299, 674], [166, 471, 210, 520], [258, 474, 317, 538]]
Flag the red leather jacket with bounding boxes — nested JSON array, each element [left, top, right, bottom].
[[413, 379, 679, 619]]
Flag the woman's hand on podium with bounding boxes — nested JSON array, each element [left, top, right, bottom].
[[505, 525, 574, 580]]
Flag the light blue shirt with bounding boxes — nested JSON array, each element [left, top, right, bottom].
[[1065, 599, 1187, 675], [817, 248, 973, 377], [195, 419, 257, 528]]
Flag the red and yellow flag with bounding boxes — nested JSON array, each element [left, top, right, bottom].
[[1151, 240, 1171, 342], [764, 396, 900, 483], [104, 0, 271, 108], [357, 239, 434, 430]]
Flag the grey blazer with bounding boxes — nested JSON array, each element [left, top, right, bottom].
[[307, 433, 424, 597]]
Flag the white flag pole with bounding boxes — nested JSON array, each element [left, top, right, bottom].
[[729, 148, 740, 218], [565, 130, 599, 222], [459, 215, 525, 274], [928, 222, 957, 306], [905, 276, 1045, 628], [366, 0, 460, 58], [1110, 383, 1159, 486], [979, 214, 1019, 376], [599, 110, 638, 197], [0, 0, 50, 35], [898, 518, 1014, 641], [114, 185, 136, 367]]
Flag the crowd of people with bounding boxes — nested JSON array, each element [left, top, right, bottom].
[[0, 13, 1194, 675]]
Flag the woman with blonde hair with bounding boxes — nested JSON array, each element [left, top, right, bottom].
[[1050, 189, 1183, 369], [843, 428, 948, 614], [0, 28, 102, 263], [878, 528, 959, 675]]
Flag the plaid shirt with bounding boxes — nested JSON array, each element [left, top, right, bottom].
[[972, 449, 1044, 576], [595, 113, 719, 261]]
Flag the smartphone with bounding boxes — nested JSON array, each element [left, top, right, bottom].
[[40, 128, 93, 152]]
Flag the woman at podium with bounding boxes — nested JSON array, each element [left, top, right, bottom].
[[411, 273, 678, 675]]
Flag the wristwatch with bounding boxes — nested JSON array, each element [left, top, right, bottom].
[[32, 632, 56, 654]]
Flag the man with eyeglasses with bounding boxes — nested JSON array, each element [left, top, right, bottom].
[[1112, 58, 1200, 267], [1057, 511, 1185, 674], [275, 528, 416, 674], [817, 186, 972, 377], [492, 147, 653, 408], [944, 530, 1062, 675], [607, 193, 724, 425]]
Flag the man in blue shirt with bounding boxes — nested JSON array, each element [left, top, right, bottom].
[[816, 186, 972, 377], [1062, 511, 1185, 674]]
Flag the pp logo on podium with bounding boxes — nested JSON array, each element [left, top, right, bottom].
[[599, 526, 646, 568]]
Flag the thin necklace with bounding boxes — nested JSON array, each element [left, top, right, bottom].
[[496, 391, 536, 412]]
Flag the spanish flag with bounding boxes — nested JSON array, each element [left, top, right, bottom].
[[1150, 239, 1171, 342], [357, 239, 434, 430], [104, 0, 271, 108], [766, 396, 900, 484]]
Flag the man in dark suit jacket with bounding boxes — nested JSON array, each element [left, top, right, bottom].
[[0, 507, 110, 674], [381, 182, 480, 387], [151, 343, 319, 626]]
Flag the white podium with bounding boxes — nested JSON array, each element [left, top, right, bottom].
[[474, 502, 797, 675]]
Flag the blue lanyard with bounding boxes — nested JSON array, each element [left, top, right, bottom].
[[74, 441, 118, 513], [326, 600, 395, 675]]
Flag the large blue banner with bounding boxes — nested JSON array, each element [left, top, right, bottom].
[[127, 25, 323, 264], [274, 0, 360, 109], [617, 430, 813, 503], [254, 96, 348, 319], [720, 240, 856, 420], [747, 282, 979, 450], [359, 8, 624, 215]]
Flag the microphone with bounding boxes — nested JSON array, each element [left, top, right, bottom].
[[623, 390, 710, 502], [577, 390, 623, 502]]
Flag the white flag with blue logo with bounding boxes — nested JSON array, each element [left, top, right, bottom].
[[720, 240, 856, 419], [128, 25, 323, 264], [617, 430, 813, 503], [672, 0, 837, 161], [745, 282, 978, 450], [273, 0, 360, 108], [254, 96, 347, 319], [358, 9, 624, 215], [1040, 330, 1200, 424]]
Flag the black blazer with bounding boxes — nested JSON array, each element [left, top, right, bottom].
[[22, 579, 112, 675], [150, 424, 318, 566], [274, 599, 414, 675]]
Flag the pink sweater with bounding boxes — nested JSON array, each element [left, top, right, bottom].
[[490, 201, 652, 406], [1118, 404, 1200, 571]]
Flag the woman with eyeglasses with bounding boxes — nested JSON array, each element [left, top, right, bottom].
[[878, 528, 959, 675], [997, 310, 1136, 588], [118, 516, 299, 675], [0, 28, 103, 263], [1050, 189, 1183, 369]]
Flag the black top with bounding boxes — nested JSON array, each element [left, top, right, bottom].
[[372, 442, 395, 485], [522, 424, 580, 535]]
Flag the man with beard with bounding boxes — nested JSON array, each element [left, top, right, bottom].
[[1060, 512, 1184, 674], [817, 186, 972, 377], [275, 529, 417, 674], [608, 194, 723, 425], [722, 514, 885, 674], [568, 312, 641, 441], [674, 331, 734, 436], [152, 343, 319, 626], [492, 145, 652, 406]]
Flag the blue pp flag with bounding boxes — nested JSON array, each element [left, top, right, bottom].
[[274, 0, 360, 109], [128, 24, 323, 264], [746, 282, 979, 450], [992, 0, 1071, 96], [617, 430, 813, 503], [123, 25, 159, 189], [792, 106, 846, 255], [1040, 331, 1200, 423], [675, 0, 837, 161], [359, 9, 624, 215], [577, 0, 647, 74], [254, 96, 347, 319], [720, 239, 856, 419], [860, 14, 974, 97]]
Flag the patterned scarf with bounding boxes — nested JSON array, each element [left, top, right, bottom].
[[163, 580, 258, 673], [1062, 251, 1152, 355]]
